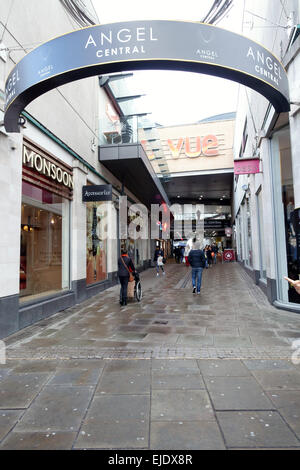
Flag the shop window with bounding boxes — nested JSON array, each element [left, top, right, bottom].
[[271, 127, 299, 304], [256, 187, 267, 280], [86, 202, 108, 285], [246, 197, 253, 268], [20, 182, 70, 303]]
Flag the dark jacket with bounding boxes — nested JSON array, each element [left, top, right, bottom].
[[118, 255, 135, 277], [153, 249, 164, 262], [188, 249, 206, 268]]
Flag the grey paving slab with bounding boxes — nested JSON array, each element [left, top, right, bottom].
[[243, 360, 296, 371], [0, 368, 11, 381], [217, 411, 300, 448], [266, 390, 300, 439], [0, 431, 77, 450], [152, 370, 205, 390], [251, 370, 300, 390], [103, 359, 151, 373], [142, 334, 180, 344], [109, 332, 148, 342], [204, 376, 274, 410], [96, 371, 151, 395], [206, 327, 240, 336], [14, 385, 94, 432], [49, 367, 103, 386], [0, 373, 50, 409], [198, 360, 251, 377], [0, 410, 23, 441], [81, 395, 149, 422], [74, 420, 149, 449], [177, 335, 214, 346], [151, 390, 214, 421], [249, 336, 291, 347], [152, 359, 199, 370], [150, 421, 225, 450], [213, 336, 252, 347], [10, 360, 58, 373], [239, 329, 278, 337]]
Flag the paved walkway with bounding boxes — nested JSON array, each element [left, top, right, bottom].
[[1, 262, 300, 449]]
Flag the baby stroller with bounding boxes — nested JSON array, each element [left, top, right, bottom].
[[133, 271, 142, 302]]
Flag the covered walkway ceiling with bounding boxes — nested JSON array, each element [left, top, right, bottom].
[[162, 170, 233, 206]]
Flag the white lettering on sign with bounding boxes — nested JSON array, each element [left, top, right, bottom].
[[247, 46, 282, 86], [85, 26, 158, 50], [23, 145, 74, 189], [96, 45, 146, 58], [5, 69, 20, 104]]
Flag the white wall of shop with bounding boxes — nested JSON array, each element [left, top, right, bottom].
[[234, 0, 300, 303], [0, 133, 23, 297], [288, 51, 300, 209]]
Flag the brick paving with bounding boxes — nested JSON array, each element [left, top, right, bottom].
[[1, 261, 300, 449]]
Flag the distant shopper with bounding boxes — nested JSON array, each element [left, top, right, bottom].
[[212, 244, 218, 264], [154, 246, 164, 263], [184, 245, 190, 266], [174, 247, 180, 263], [180, 246, 185, 263], [204, 245, 209, 269], [284, 277, 300, 295], [206, 245, 213, 267], [188, 241, 206, 294], [156, 254, 165, 276], [118, 249, 135, 306]]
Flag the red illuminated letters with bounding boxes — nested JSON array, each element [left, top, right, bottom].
[[167, 135, 219, 158]]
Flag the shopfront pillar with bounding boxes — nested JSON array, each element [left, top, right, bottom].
[[0, 133, 23, 337], [289, 112, 300, 210], [71, 162, 88, 302]]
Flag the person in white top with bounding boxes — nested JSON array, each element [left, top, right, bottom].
[[156, 255, 165, 276]]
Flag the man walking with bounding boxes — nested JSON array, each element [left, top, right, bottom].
[[188, 241, 206, 294]]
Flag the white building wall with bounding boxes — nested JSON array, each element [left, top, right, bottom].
[[0, 133, 23, 297], [234, 0, 300, 306]]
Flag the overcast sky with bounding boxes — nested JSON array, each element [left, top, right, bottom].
[[92, 0, 245, 126]]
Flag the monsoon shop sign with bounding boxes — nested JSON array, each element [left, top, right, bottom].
[[4, 20, 290, 132]]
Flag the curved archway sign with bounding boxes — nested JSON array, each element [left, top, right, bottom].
[[4, 20, 290, 132]]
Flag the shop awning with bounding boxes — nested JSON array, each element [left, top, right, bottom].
[[98, 143, 170, 208]]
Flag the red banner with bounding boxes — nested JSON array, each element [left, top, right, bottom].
[[234, 159, 260, 175]]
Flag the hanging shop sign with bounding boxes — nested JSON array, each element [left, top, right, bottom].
[[204, 219, 229, 228], [4, 20, 290, 132], [234, 158, 260, 175], [82, 184, 112, 202]]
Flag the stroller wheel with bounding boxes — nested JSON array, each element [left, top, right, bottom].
[[135, 281, 142, 302]]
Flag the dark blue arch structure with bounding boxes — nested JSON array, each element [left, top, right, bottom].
[[4, 20, 290, 132]]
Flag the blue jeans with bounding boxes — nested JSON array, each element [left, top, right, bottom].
[[192, 267, 203, 293]]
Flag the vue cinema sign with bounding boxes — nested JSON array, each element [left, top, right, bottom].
[[4, 20, 290, 132]]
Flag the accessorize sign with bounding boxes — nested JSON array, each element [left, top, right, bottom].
[[4, 21, 289, 132], [234, 158, 260, 175], [82, 184, 112, 202], [23, 143, 74, 189]]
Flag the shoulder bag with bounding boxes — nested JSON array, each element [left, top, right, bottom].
[[121, 256, 135, 282]]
